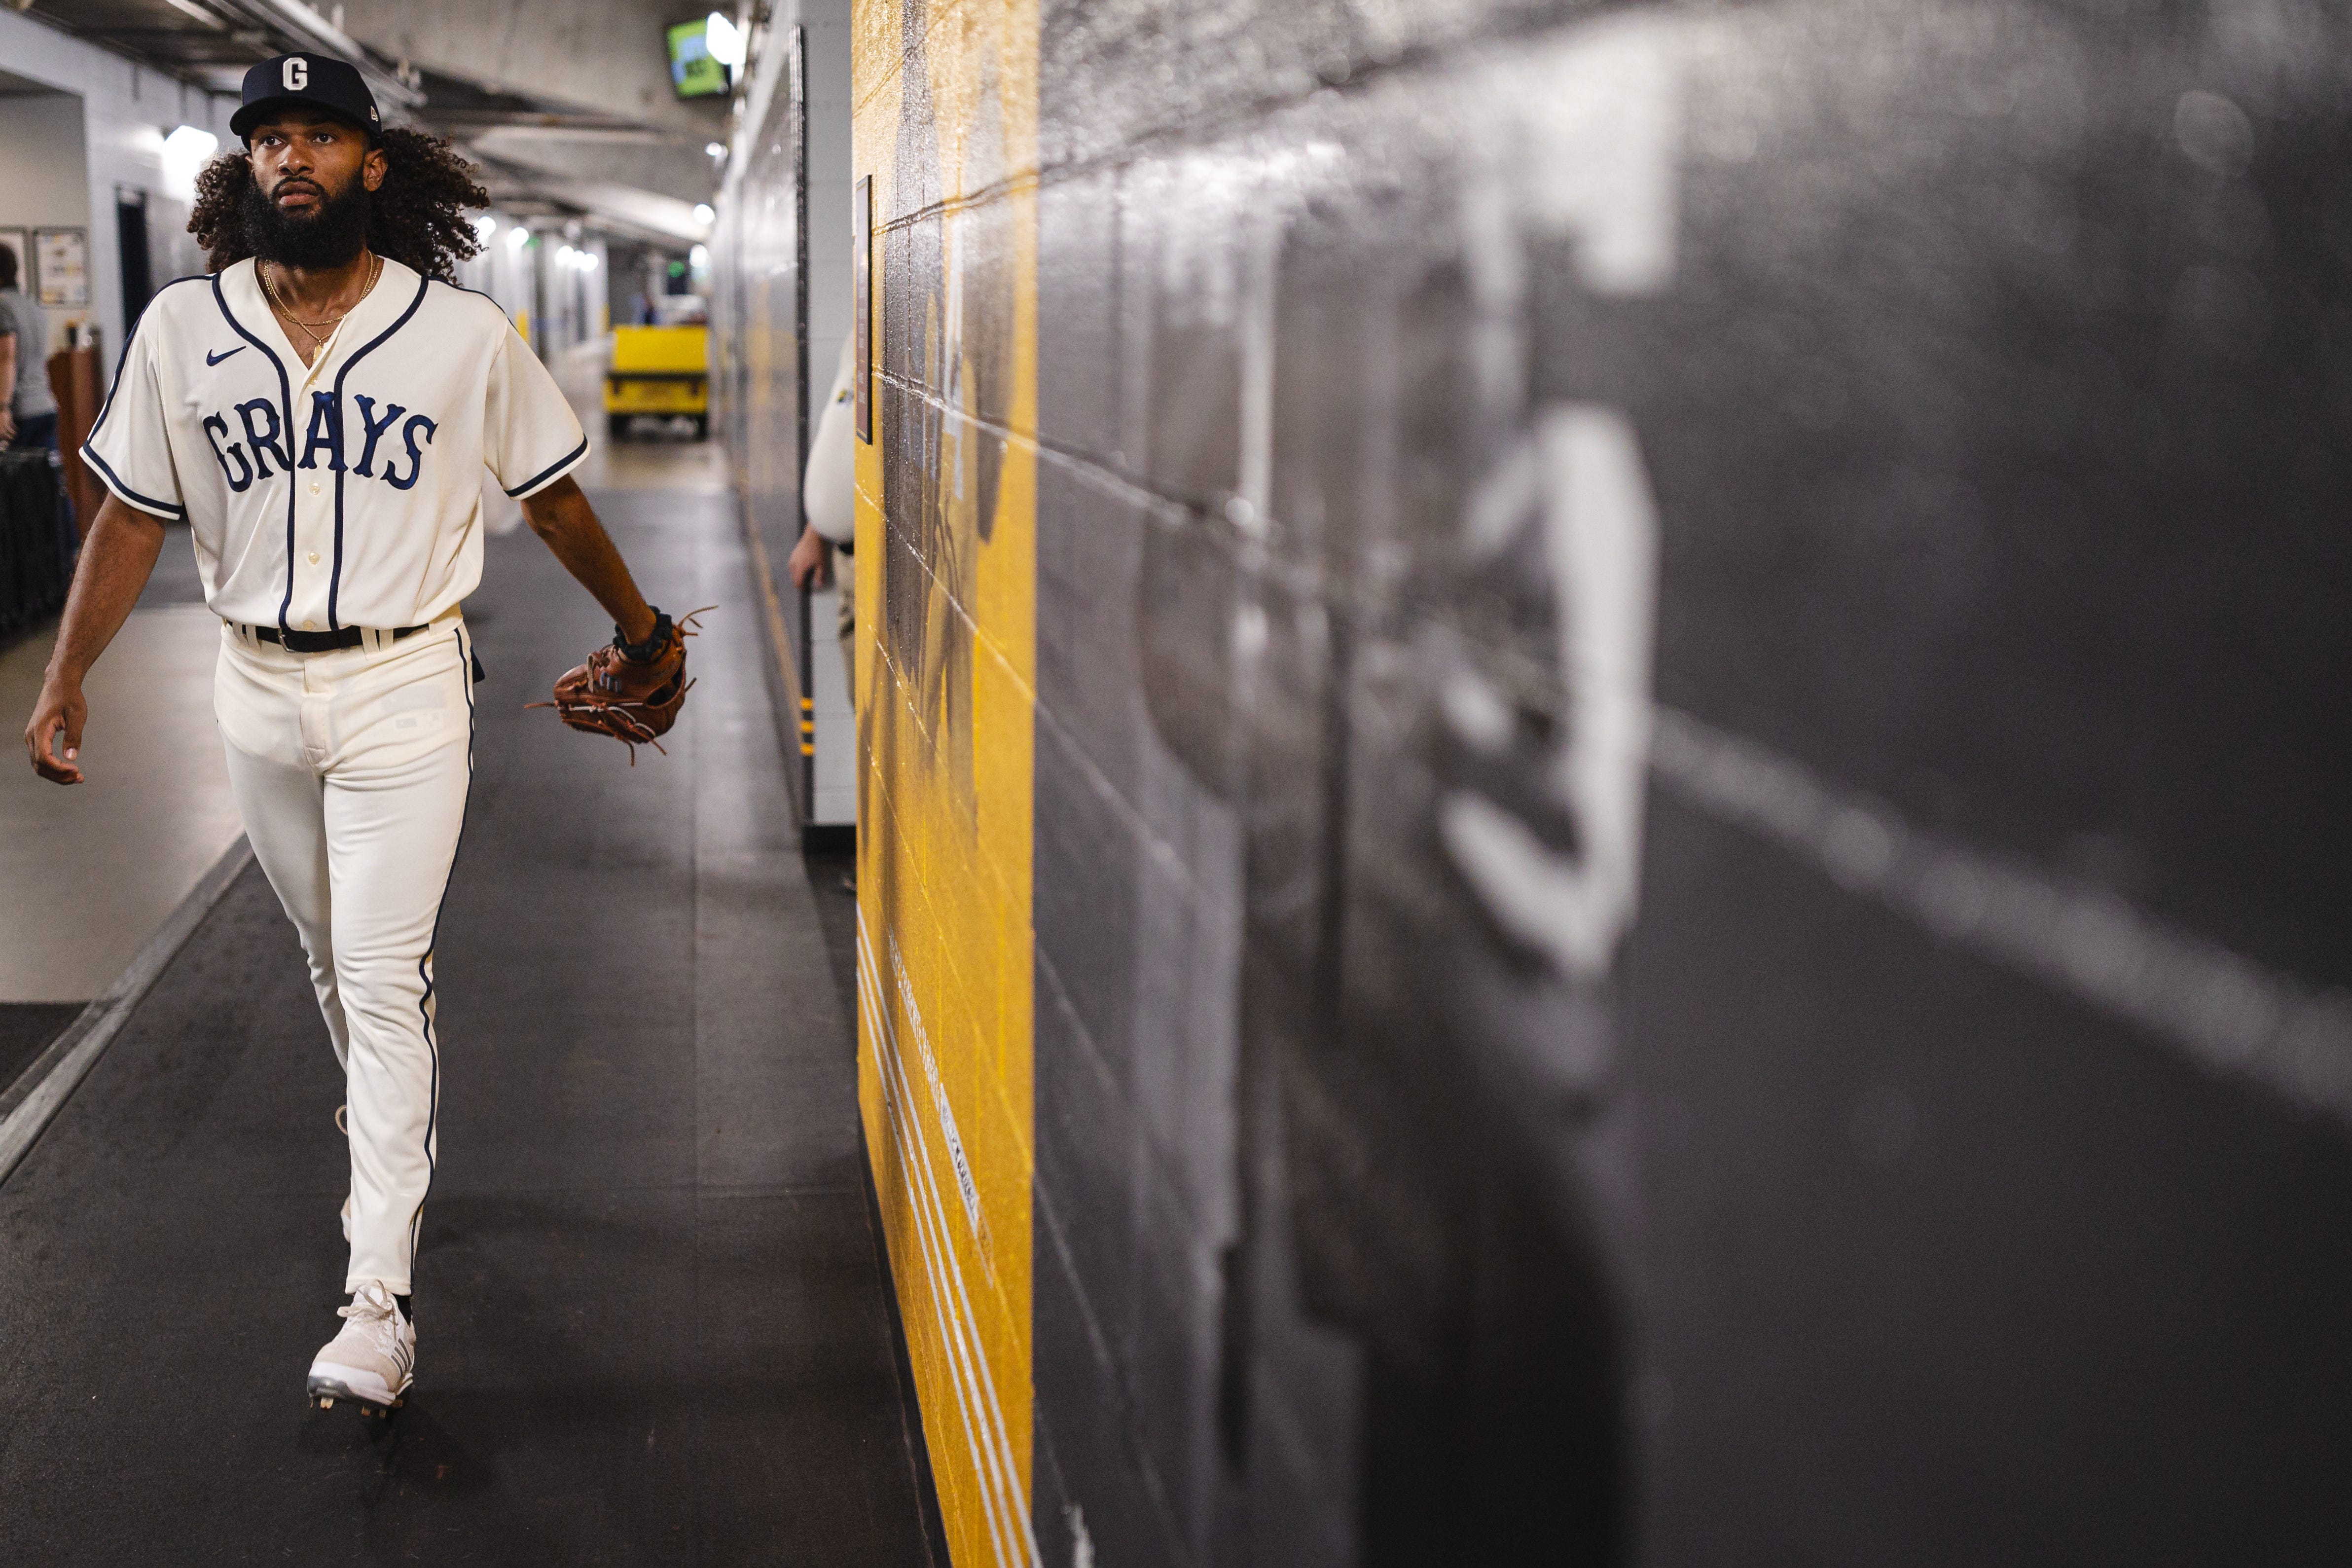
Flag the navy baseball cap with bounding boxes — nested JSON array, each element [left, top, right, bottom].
[[231, 54, 380, 141]]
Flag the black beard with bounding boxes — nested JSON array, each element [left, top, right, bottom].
[[241, 172, 371, 269]]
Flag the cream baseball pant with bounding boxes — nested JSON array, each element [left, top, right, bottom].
[[215, 615, 475, 1296]]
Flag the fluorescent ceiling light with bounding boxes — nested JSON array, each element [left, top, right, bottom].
[[163, 124, 219, 159], [693, 203, 715, 225], [705, 12, 746, 70], [472, 214, 498, 243], [160, 125, 220, 200]]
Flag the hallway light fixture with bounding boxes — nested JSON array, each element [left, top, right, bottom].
[[693, 203, 716, 226], [473, 215, 499, 244], [160, 125, 220, 201], [506, 226, 532, 252], [705, 11, 746, 71]]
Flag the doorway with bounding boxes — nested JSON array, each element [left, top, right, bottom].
[[115, 185, 150, 326]]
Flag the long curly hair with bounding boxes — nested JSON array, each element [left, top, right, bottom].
[[189, 126, 489, 281]]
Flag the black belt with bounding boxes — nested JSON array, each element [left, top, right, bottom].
[[250, 622, 428, 654]]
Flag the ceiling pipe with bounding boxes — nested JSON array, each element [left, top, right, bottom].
[[464, 151, 711, 245], [207, 0, 427, 111]]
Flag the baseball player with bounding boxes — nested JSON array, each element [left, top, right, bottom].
[[19, 55, 692, 1416]]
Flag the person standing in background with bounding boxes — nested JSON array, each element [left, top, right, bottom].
[[787, 333, 857, 707], [787, 333, 859, 891], [0, 241, 62, 452]]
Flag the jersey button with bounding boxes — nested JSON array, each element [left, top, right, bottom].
[[308, 551, 320, 564], [304, 620, 318, 631], [310, 482, 321, 495]]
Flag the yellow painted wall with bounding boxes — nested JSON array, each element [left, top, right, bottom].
[[851, 0, 1041, 1564]]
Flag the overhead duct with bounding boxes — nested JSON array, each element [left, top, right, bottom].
[[202, 0, 426, 112]]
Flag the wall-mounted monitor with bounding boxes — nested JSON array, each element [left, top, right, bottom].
[[666, 21, 728, 99]]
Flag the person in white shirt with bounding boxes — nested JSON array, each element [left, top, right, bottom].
[[787, 333, 858, 707], [18, 54, 678, 1418]]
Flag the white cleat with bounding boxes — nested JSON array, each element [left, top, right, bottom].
[[307, 1280, 414, 1416]]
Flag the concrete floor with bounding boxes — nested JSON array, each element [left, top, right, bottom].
[[0, 540, 243, 1003], [554, 337, 731, 497]]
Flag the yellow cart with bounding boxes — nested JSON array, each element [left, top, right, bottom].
[[604, 325, 709, 440]]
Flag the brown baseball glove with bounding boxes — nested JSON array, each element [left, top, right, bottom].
[[530, 606, 710, 761]]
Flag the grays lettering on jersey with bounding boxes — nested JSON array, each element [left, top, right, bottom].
[[82, 257, 587, 634]]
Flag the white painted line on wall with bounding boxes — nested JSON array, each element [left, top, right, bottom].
[[860, 928, 1038, 1568], [1649, 707, 2352, 1132], [891, 936, 989, 1253], [858, 907, 1044, 1568], [0, 836, 253, 1186], [860, 940, 1018, 1568]]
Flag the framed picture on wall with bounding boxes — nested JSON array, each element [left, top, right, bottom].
[[0, 229, 26, 293], [34, 227, 91, 307]]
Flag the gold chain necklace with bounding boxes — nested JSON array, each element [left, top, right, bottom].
[[262, 252, 382, 348]]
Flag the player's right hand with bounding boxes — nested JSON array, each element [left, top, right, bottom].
[[786, 526, 832, 590], [24, 678, 86, 785]]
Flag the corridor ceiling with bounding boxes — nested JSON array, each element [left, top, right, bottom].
[[14, 0, 726, 241]]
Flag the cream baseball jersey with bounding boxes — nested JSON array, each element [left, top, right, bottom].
[[82, 256, 586, 633]]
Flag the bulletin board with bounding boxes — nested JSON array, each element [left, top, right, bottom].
[[34, 228, 89, 307]]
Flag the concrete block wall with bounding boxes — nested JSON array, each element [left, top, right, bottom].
[[850, 0, 2352, 1562], [0, 6, 240, 388]]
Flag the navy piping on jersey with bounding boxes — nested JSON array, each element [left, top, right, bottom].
[[210, 269, 298, 635], [443, 280, 586, 500], [407, 620, 475, 1284], [503, 434, 589, 499], [326, 273, 430, 630], [76, 277, 208, 519], [79, 445, 187, 520], [443, 280, 510, 311], [444, 279, 550, 340]]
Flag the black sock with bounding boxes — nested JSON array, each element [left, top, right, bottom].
[[396, 1293, 412, 1322]]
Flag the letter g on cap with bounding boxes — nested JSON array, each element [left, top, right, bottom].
[[284, 57, 309, 91]]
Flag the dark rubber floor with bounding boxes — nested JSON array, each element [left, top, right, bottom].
[[0, 486, 936, 1566], [0, 1003, 84, 1099]]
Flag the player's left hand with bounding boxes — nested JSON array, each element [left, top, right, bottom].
[[529, 607, 709, 763], [24, 676, 87, 785]]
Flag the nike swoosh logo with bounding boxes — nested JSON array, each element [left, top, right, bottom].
[[206, 346, 245, 365]]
